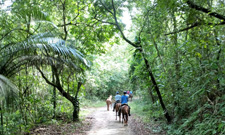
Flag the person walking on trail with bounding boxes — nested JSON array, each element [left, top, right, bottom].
[[113, 91, 121, 112], [119, 91, 131, 116]]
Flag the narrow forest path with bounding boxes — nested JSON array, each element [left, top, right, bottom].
[[85, 106, 134, 135]]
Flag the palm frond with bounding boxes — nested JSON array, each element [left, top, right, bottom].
[[1, 32, 90, 77], [0, 74, 18, 105], [12, 1, 50, 21]]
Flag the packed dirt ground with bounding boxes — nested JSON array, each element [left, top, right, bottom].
[[28, 106, 166, 135]]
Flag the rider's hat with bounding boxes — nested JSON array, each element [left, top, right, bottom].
[[116, 91, 119, 94]]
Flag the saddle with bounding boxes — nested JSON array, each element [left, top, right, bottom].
[[115, 100, 120, 105], [116, 100, 121, 103], [121, 103, 128, 107]]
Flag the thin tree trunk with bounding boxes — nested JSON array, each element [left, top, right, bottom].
[[140, 50, 171, 123], [37, 66, 81, 121], [149, 33, 166, 73], [52, 67, 56, 119], [73, 82, 82, 121], [172, 10, 181, 112], [213, 30, 221, 92]]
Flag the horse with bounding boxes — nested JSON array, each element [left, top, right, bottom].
[[115, 103, 121, 121], [120, 105, 129, 126], [129, 94, 133, 101], [105, 95, 112, 111]]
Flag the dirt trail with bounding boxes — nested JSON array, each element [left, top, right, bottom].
[[86, 106, 134, 135]]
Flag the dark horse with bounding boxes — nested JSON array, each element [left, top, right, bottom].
[[115, 103, 121, 121], [129, 94, 133, 101], [120, 105, 129, 126]]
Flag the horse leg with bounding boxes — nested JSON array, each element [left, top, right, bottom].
[[126, 113, 128, 125], [118, 110, 121, 122], [125, 114, 126, 125], [116, 111, 117, 120], [119, 113, 121, 122], [124, 114, 127, 126], [122, 114, 124, 124], [119, 111, 121, 122]]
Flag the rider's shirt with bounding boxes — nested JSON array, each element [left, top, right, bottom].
[[115, 95, 121, 101], [121, 95, 128, 104]]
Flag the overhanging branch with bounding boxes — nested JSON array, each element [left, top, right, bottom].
[[94, 15, 116, 25], [36, 66, 58, 88], [165, 21, 225, 35], [111, 0, 140, 48], [187, 0, 225, 21]]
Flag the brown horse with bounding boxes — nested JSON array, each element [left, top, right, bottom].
[[115, 103, 121, 121], [129, 94, 133, 101], [120, 105, 129, 126], [106, 95, 112, 111]]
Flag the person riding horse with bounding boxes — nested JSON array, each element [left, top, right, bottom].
[[113, 91, 121, 112], [129, 91, 133, 96], [129, 91, 133, 101], [119, 91, 131, 116]]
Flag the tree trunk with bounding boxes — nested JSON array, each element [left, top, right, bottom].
[[72, 99, 79, 122], [172, 10, 181, 114], [213, 30, 221, 92], [52, 67, 56, 119], [73, 82, 82, 121], [37, 66, 82, 121], [140, 50, 171, 123]]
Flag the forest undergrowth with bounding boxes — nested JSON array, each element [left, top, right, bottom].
[[130, 93, 225, 135], [24, 99, 105, 135]]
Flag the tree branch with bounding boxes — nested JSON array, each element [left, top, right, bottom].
[[110, 0, 140, 48], [58, 2, 84, 27], [75, 81, 82, 99], [36, 66, 58, 88], [187, 0, 225, 21], [165, 21, 225, 35], [94, 15, 116, 25], [100, 0, 113, 15], [165, 0, 225, 35], [72, 2, 81, 22], [0, 28, 32, 41], [62, 1, 68, 40]]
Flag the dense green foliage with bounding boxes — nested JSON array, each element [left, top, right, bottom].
[[0, 0, 225, 134], [85, 43, 130, 100], [0, 0, 117, 134], [124, 0, 225, 134]]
